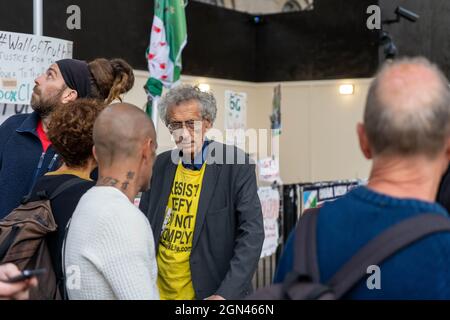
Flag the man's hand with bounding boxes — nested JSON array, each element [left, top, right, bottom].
[[0, 263, 38, 300], [205, 295, 225, 300]]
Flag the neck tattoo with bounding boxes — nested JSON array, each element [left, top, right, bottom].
[[98, 171, 136, 192]]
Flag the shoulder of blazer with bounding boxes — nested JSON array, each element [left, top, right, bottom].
[[154, 149, 177, 170], [206, 141, 254, 167]]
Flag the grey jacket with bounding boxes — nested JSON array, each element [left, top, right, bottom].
[[139, 141, 264, 300]]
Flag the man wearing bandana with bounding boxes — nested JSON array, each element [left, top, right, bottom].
[[0, 59, 93, 218]]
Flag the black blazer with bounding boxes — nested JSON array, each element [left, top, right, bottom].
[[140, 141, 264, 300]]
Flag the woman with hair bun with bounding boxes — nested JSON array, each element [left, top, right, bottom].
[[88, 58, 135, 104]]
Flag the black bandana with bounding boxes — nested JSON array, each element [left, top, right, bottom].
[[55, 59, 91, 98]]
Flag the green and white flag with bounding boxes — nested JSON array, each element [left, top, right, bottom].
[[145, 0, 187, 116]]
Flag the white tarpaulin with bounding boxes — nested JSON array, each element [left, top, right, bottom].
[[0, 30, 72, 125], [258, 186, 280, 258]]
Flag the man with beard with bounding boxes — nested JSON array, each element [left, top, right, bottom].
[[0, 59, 126, 218]]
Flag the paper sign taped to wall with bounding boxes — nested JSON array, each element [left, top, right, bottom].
[[225, 90, 247, 145], [0, 31, 72, 124], [258, 157, 280, 182], [258, 186, 280, 258]]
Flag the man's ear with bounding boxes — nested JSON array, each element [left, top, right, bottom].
[[357, 123, 372, 160], [205, 120, 212, 130], [92, 145, 98, 163], [61, 88, 78, 104], [142, 138, 152, 161]]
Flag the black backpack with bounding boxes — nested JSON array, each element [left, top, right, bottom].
[[249, 208, 450, 300]]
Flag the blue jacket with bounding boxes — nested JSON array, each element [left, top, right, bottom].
[[274, 186, 450, 299], [0, 112, 59, 218]]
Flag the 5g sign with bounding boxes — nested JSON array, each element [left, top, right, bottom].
[[225, 90, 247, 137], [229, 93, 242, 112]]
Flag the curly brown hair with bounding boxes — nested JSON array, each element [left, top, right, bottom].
[[48, 98, 106, 168]]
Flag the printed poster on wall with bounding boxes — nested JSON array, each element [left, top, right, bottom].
[[258, 157, 280, 182], [0, 30, 73, 125], [225, 90, 247, 145], [258, 186, 280, 258], [270, 84, 281, 136]]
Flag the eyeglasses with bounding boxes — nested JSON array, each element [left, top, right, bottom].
[[167, 119, 204, 132]]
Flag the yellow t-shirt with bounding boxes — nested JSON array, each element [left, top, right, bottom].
[[157, 161, 206, 300]]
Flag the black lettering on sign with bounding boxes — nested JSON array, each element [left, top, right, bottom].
[[174, 230, 183, 242], [161, 228, 176, 243], [162, 225, 194, 246], [184, 215, 194, 228], [183, 231, 193, 244], [172, 197, 179, 210], [172, 182, 200, 198], [182, 182, 186, 196], [194, 184, 199, 197], [14, 104, 26, 114], [172, 214, 194, 229], [185, 199, 192, 213], [171, 197, 193, 213], [175, 182, 182, 195], [174, 213, 183, 228], [186, 184, 193, 197]]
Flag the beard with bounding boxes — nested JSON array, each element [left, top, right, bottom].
[[30, 85, 66, 118]]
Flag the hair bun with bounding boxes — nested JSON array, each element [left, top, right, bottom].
[[110, 58, 135, 93]]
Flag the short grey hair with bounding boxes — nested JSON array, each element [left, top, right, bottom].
[[158, 84, 217, 125], [365, 57, 450, 158]]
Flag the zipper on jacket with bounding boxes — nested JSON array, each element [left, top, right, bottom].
[[47, 154, 59, 172], [27, 152, 45, 196]]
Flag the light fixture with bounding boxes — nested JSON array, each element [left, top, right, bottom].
[[339, 84, 354, 95], [197, 83, 210, 92]]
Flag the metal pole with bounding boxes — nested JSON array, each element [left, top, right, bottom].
[[33, 0, 43, 36], [152, 96, 159, 134]]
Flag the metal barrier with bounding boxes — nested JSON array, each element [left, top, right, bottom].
[[251, 180, 364, 290]]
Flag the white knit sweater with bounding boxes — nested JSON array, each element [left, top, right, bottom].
[[64, 186, 159, 300]]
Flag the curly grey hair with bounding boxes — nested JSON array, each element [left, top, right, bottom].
[[158, 84, 217, 125]]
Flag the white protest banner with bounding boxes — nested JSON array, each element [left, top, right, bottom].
[[0, 30, 73, 125], [258, 186, 280, 258], [225, 90, 247, 145]]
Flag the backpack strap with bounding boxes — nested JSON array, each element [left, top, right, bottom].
[[21, 177, 86, 204], [329, 213, 450, 299], [61, 217, 72, 300], [49, 177, 86, 201], [280, 208, 324, 299], [293, 208, 320, 281], [51, 177, 86, 300]]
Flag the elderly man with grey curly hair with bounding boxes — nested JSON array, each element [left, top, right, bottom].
[[139, 84, 264, 300]]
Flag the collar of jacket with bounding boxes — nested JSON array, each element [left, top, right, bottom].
[[15, 111, 40, 137]]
